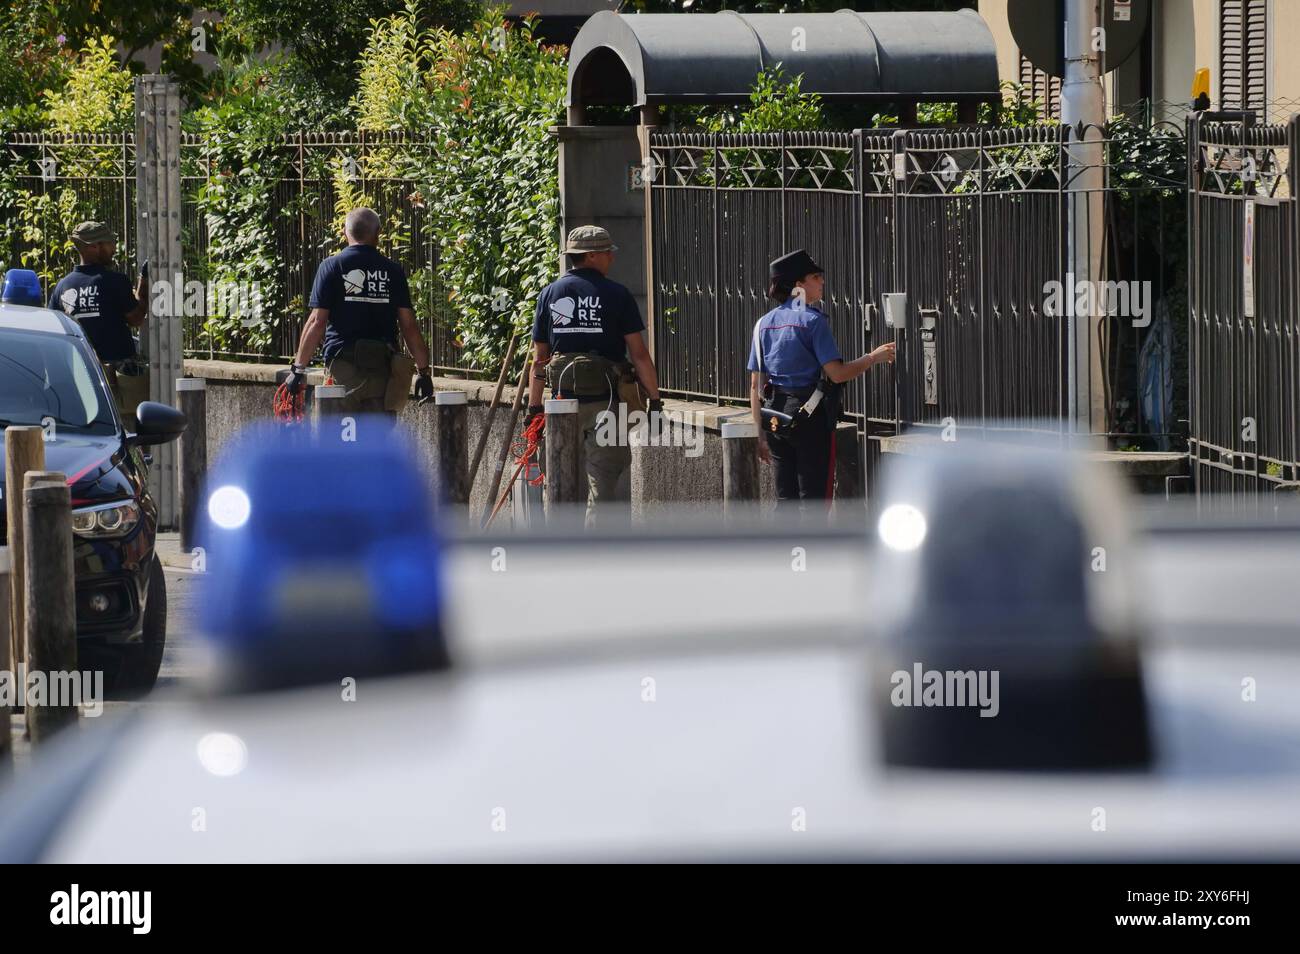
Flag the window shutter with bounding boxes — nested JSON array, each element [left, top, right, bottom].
[[1221, 0, 1268, 111], [1018, 53, 1061, 120]]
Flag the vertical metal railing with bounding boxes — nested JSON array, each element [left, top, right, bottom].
[[1187, 112, 1298, 509]]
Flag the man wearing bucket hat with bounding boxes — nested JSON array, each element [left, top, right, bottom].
[[749, 249, 895, 508], [49, 220, 150, 422], [528, 225, 662, 525]]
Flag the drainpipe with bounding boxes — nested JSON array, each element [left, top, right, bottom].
[[1061, 0, 1107, 436]]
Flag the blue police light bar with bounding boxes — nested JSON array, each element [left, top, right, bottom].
[[866, 434, 1153, 771], [197, 418, 449, 693], [1, 268, 44, 306]]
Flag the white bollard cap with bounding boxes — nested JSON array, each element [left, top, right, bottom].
[[315, 385, 347, 398], [175, 377, 206, 391], [544, 398, 579, 414], [435, 390, 468, 406], [721, 420, 758, 439]]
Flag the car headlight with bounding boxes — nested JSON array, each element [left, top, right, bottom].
[[72, 500, 141, 538]]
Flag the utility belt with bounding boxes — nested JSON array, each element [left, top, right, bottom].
[[761, 380, 841, 437], [328, 338, 416, 412], [546, 351, 647, 412]]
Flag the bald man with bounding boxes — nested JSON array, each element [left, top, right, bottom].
[[287, 207, 433, 413]]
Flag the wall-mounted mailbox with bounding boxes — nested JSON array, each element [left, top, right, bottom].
[[883, 293, 908, 329]]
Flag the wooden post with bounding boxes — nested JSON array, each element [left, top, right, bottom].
[[175, 377, 206, 552], [5, 425, 44, 669], [543, 399, 583, 510], [722, 419, 759, 515], [481, 355, 533, 527], [135, 74, 183, 528], [468, 332, 519, 488], [0, 547, 11, 766], [23, 472, 78, 744], [313, 384, 348, 424], [434, 391, 470, 505]]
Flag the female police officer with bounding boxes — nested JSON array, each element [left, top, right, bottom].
[[748, 249, 895, 504]]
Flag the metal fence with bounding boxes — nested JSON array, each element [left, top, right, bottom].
[[647, 132, 865, 417], [1187, 114, 1300, 510], [647, 124, 1187, 448], [179, 130, 467, 371], [0, 130, 472, 372], [0, 132, 138, 289]]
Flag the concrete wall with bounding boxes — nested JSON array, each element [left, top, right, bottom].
[[184, 360, 866, 526], [555, 124, 647, 321]]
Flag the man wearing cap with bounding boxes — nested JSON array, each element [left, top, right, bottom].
[[49, 221, 150, 419], [528, 225, 662, 524], [284, 207, 434, 414], [749, 249, 895, 506]]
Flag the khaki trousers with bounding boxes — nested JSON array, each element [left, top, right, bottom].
[[327, 356, 391, 415], [576, 400, 631, 528]]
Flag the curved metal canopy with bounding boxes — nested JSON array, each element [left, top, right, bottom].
[[568, 10, 1000, 107]]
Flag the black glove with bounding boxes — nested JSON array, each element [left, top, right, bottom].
[[414, 369, 434, 403], [647, 398, 664, 415], [525, 404, 545, 426], [284, 364, 307, 394]]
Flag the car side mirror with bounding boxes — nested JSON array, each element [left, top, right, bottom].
[[130, 401, 187, 446]]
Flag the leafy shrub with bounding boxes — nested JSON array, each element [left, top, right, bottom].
[[43, 36, 134, 133]]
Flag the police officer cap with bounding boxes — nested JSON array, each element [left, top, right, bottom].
[[70, 221, 117, 245], [769, 249, 823, 283]]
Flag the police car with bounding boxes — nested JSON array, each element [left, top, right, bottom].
[[0, 423, 1298, 862], [0, 269, 185, 695]]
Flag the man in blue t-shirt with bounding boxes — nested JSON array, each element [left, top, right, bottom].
[[529, 226, 662, 524], [748, 249, 895, 506], [49, 220, 150, 421], [286, 207, 433, 414]]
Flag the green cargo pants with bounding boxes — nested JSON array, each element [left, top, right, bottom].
[[326, 355, 391, 415], [577, 399, 631, 528]]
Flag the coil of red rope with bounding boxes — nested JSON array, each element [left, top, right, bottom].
[[273, 381, 306, 423], [512, 413, 546, 486]]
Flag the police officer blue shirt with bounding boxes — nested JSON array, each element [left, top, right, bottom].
[[747, 300, 842, 391], [532, 267, 644, 362], [49, 264, 138, 363], [308, 244, 412, 362]]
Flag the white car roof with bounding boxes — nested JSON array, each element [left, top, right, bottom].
[[0, 301, 83, 337], [30, 519, 1300, 863]]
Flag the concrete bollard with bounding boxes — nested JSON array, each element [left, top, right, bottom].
[[5, 425, 45, 670], [722, 419, 760, 513], [543, 399, 583, 511], [22, 472, 78, 744], [312, 384, 348, 424], [0, 547, 11, 765], [434, 391, 470, 505], [175, 377, 207, 552]]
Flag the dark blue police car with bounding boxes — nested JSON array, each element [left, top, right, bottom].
[[0, 270, 185, 694]]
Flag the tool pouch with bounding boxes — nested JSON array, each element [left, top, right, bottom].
[[616, 361, 647, 413], [385, 352, 417, 412], [353, 338, 392, 374], [547, 352, 617, 398]]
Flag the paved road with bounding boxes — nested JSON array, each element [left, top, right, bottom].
[[4, 533, 198, 773]]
